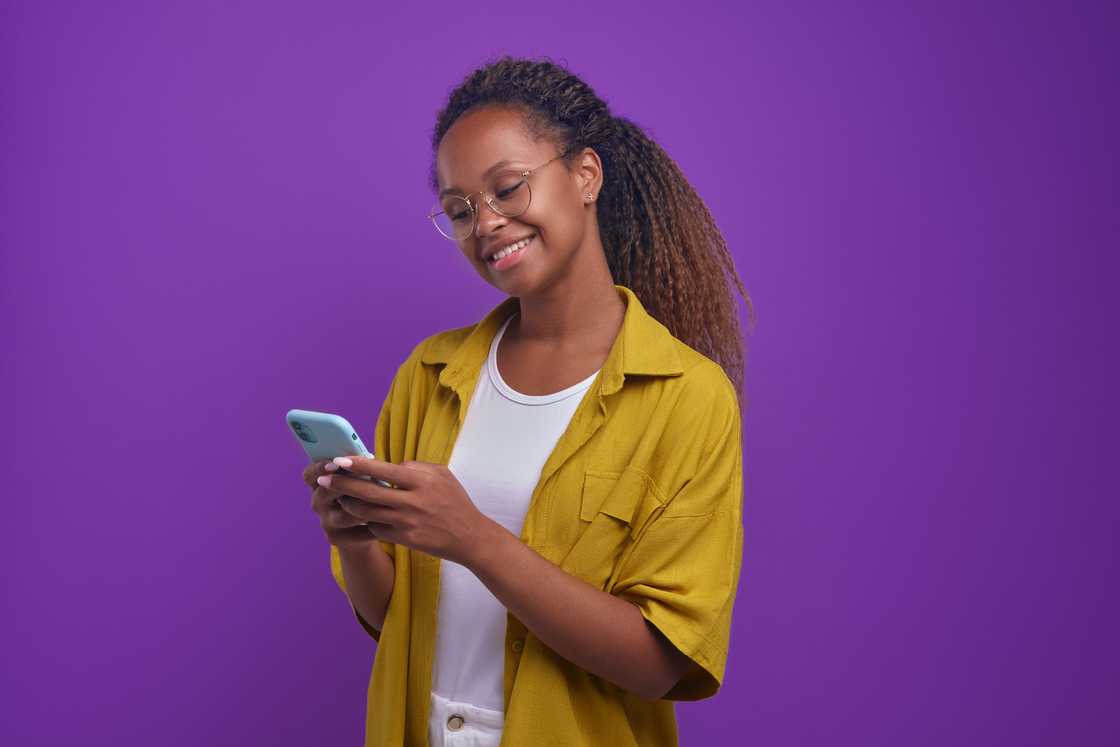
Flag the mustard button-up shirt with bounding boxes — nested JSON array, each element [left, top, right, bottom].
[[329, 284, 745, 746]]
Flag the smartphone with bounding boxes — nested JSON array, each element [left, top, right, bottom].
[[285, 408, 395, 489]]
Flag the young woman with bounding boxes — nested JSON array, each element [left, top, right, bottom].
[[302, 55, 753, 747]]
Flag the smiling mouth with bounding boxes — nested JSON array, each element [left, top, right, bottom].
[[486, 234, 536, 265]]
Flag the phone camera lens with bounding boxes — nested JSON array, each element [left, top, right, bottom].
[[291, 421, 318, 443]]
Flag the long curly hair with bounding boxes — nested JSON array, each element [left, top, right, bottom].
[[428, 55, 755, 402]]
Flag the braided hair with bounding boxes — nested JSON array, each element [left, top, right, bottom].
[[428, 55, 754, 402]]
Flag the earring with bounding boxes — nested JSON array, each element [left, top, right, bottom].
[[585, 192, 594, 202]]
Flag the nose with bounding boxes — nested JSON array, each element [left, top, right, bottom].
[[472, 196, 509, 240]]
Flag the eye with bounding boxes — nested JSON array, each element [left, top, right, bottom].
[[440, 197, 472, 222], [494, 179, 526, 200]]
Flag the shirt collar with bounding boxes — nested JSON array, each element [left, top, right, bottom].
[[421, 284, 683, 397]]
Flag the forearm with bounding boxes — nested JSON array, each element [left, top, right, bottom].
[[337, 541, 395, 631], [466, 518, 674, 700]]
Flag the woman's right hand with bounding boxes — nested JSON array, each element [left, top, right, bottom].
[[303, 459, 379, 549]]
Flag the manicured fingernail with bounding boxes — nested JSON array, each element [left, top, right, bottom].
[[333, 457, 353, 468], [323, 462, 339, 472], [317, 475, 332, 487]]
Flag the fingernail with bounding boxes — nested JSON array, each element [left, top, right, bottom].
[[324, 462, 339, 472], [333, 457, 353, 468], [317, 475, 332, 487]]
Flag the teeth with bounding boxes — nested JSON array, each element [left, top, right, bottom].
[[489, 236, 532, 262]]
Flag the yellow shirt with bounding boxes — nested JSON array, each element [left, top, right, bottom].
[[330, 283, 745, 746]]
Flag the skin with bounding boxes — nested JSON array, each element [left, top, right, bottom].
[[436, 105, 627, 394], [302, 106, 696, 700], [305, 459, 395, 633]]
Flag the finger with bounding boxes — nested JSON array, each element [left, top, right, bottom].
[[337, 494, 399, 525], [323, 501, 368, 530], [364, 521, 398, 543], [316, 473, 408, 508], [303, 459, 333, 489], [327, 456, 419, 490], [311, 485, 346, 515], [312, 486, 367, 530], [400, 460, 440, 474]]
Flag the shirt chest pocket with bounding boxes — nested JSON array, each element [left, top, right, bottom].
[[560, 468, 662, 588]]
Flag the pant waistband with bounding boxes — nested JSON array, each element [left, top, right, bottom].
[[430, 690, 505, 730]]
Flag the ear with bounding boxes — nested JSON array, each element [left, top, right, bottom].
[[573, 146, 604, 201]]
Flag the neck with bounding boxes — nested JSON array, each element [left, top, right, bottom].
[[508, 276, 626, 352]]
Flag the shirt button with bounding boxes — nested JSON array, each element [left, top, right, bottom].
[[447, 714, 464, 731], [511, 639, 523, 652]]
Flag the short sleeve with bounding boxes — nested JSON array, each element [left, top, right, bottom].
[[328, 343, 423, 641], [610, 372, 745, 700]]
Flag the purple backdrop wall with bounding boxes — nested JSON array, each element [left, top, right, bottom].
[[3, 1, 1116, 745]]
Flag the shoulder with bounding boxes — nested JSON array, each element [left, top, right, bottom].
[[382, 322, 477, 376], [648, 338, 742, 476], [651, 343, 744, 517], [413, 323, 477, 366], [386, 321, 481, 393], [667, 338, 741, 420]]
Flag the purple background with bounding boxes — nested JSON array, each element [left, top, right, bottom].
[[3, 1, 1116, 745]]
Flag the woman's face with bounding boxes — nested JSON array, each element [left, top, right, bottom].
[[434, 106, 600, 297]]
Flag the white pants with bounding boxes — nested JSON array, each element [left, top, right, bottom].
[[427, 690, 504, 747]]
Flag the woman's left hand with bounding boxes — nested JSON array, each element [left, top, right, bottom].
[[317, 456, 495, 567]]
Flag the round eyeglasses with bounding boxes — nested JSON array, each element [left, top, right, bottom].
[[428, 148, 570, 241]]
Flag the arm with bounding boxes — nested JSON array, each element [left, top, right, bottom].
[[336, 541, 395, 633], [327, 380, 399, 640], [324, 362, 743, 694], [328, 340, 425, 639], [327, 388, 398, 639], [466, 365, 744, 701], [467, 520, 695, 701]]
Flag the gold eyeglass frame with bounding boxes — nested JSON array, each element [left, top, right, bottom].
[[428, 146, 572, 241]]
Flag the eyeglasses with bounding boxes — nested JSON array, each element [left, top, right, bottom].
[[428, 147, 570, 241]]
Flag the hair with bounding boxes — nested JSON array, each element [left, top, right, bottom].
[[428, 55, 755, 403]]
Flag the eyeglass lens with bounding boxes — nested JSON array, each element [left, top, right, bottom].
[[432, 171, 532, 240]]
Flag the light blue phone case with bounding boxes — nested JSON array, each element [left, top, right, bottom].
[[285, 408, 394, 488]]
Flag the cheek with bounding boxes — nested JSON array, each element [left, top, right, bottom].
[[522, 199, 583, 249]]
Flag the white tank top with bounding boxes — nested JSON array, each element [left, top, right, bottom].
[[431, 311, 601, 712]]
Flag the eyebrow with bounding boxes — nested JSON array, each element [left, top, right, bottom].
[[438, 159, 522, 198]]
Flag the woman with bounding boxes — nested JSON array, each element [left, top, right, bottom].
[[302, 55, 753, 747]]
